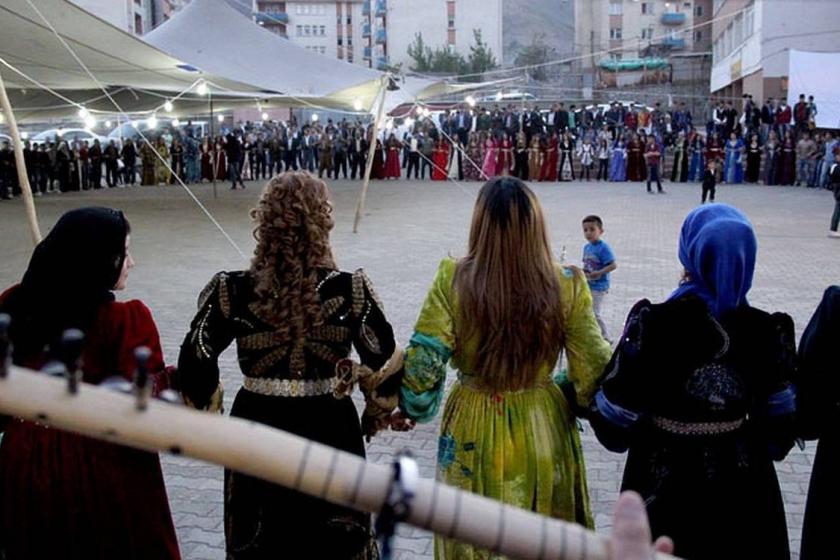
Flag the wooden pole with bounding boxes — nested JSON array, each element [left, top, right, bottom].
[[209, 89, 217, 199], [353, 81, 388, 233], [0, 69, 41, 245]]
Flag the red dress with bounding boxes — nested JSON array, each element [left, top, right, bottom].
[[497, 139, 513, 176], [371, 140, 385, 179], [385, 142, 402, 179], [541, 137, 559, 181], [215, 146, 228, 181], [201, 143, 214, 181], [0, 288, 181, 560], [432, 142, 450, 181]]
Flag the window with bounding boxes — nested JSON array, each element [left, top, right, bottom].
[[733, 13, 743, 46], [641, 2, 654, 15], [745, 4, 755, 37], [338, 36, 343, 45], [695, 4, 703, 16], [724, 23, 732, 54], [448, 16, 455, 28], [610, 27, 622, 40], [304, 25, 311, 36], [134, 13, 143, 34], [320, 46, 326, 54], [447, 29, 456, 45], [609, 1, 622, 15], [695, 30, 703, 41], [641, 27, 654, 40], [319, 25, 326, 36], [296, 24, 302, 36], [347, 37, 353, 46]]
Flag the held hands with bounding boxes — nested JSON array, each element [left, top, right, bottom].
[[362, 409, 416, 442]]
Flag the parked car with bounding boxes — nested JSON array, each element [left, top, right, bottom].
[[107, 118, 209, 147], [479, 92, 537, 103], [30, 128, 107, 147]]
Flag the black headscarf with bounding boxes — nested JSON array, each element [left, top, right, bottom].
[[1, 207, 130, 359]]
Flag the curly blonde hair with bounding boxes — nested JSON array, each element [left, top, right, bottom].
[[249, 172, 336, 353]]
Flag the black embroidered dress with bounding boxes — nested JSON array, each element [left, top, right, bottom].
[[590, 296, 797, 560], [178, 268, 401, 559]]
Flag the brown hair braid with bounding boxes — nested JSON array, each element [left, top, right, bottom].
[[249, 172, 336, 352]]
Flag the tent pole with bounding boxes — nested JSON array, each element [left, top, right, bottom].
[[209, 89, 217, 199], [353, 82, 387, 234], [0, 68, 41, 245]]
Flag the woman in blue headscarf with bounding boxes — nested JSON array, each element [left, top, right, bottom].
[[589, 204, 797, 560]]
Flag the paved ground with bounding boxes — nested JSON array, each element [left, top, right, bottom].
[[1, 177, 837, 559]]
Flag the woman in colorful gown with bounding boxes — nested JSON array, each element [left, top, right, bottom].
[[626, 135, 646, 182], [670, 132, 689, 183], [590, 204, 797, 560], [170, 138, 184, 184], [513, 131, 529, 180], [385, 134, 402, 179], [527, 136, 542, 181], [776, 130, 796, 186], [178, 173, 404, 559], [200, 138, 214, 182], [723, 132, 744, 184], [155, 136, 170, 185], [539, 132, 558, 181], [704, 132, 724, 182], [745, 134, 762, 183], [558, 132, 576, 181], [0, 208, 181, 560], [687, 129, 705, 182], [399, 177, 612, 559], [609, 138, 627, 182], [215, 137, 228, 182], [763, 132, 780, 186], [481, 136, 497, 179], [430, 138, 448, 181], [369, 138, 383, 179], [463, 135, 482, 181], [497, 132, 513, 176], [140, 141, 156, 185]]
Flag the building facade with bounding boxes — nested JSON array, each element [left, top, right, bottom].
[[71, 0, 154, 34], [253, 1, 366, 65], [364, 0, 503, 71], [575, 0, 712, 69], [710, 0, 840, 101]]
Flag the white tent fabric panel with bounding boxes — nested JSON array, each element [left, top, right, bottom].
[[0, 0, 261, 94]]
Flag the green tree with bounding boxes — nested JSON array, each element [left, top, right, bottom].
[[467, 29, 498, 79], [407, 33, 433, 72], [514, 34, 556, 81], [429, 47, 468, 75]]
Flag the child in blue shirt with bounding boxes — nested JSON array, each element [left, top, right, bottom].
[[582, 215, 617, 342]]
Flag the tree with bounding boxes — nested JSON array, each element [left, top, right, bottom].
[[467, 29, 499, 80], [407, 33, 433, 72], [514, 34, 556, 81], [429, 47, 468, 75]]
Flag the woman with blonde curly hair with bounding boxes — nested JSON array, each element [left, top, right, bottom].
[[178, 172, 404, 559]]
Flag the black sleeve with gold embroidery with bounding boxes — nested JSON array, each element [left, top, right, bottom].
[[178, 272, 234, 411], [349, 270, 405, 430]]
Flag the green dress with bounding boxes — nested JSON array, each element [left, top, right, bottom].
[[400, 258, 611, 559]]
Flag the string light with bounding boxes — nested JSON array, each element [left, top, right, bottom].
[[172, 118, 181, 127], [261, 112, 269, 121], [196, 81, 208, 96], [21, 131, 29, 140], [147, 115, 158, 129], [0, 113, 4, 124], [164, 100, 174, 113], [105, 120, 112, 128], [465, 95, 476, 107], [83, 114, 96, 130], [405, 117, 415, 128], [353, 99, 363, 111], [217, 114, 225, 123], [78, 106, 89, 119], [311, 113, 319, 122]]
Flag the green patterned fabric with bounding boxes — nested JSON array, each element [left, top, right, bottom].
[[400, 257, 612, 559]]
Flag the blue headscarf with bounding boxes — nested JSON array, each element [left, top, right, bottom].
[[668, 204, 757, 318]]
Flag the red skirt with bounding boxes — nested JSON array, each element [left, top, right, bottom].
[[385, 149, 401, 178]]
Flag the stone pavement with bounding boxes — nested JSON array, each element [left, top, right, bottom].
[[1, 178, 837, 559]]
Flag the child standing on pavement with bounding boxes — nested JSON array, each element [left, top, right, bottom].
[[702, 160, 717, 204], [582, 215, 617, 342]]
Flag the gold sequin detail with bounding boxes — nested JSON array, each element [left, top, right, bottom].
[[243, 376, 338, 398], [359, 270, 384, 311], [351, 270, 365, 317], [311, 325, 352, 343], [238, 332, 287, 351], [250, 346, 290, 378], [218, 274, 231, 318], [321, 296, 345, 318], [306, 341, 342, 364]]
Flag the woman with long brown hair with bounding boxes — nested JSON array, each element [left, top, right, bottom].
[[177, 172, 404, 559], [399, 177, 612, 558]]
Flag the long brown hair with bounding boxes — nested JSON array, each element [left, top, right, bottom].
[[454, 177, 563, 390], [249, 172, 336, 362]]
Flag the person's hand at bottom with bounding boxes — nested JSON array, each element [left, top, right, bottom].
[[611, 491, 675, 559]]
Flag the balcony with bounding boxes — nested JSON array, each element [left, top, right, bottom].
[[661, 12, 687, 25], [375, 28, 386, 44], [255, 11, 288, 25], [660, 37, 686, 49], [363, 46, 372, 59], [376, 56, 389, 70], [375, 0, 386, 17], [362, 1, 370, 16], [362, 23, 371, 38]]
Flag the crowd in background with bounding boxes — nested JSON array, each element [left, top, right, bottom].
[[1, 93, 837, 199]]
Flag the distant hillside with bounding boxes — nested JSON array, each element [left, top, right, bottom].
[[502, 0, 575, 65]]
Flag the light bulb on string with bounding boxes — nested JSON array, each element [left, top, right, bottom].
[[405, 117, 415, 128], [415, 106, 424, 116], [148, 115, 158, 129], [172, 118, 181, 127], [217, 114, 225, 123], [21, 131, 29, 140], [78, 106, 89, 119], [0, 113, 5, 124], [353, 99, 363, 112], [105, 120, 113, 128], [261, 112, 269, 121], [311, 113, 319, 122], [84, 115, 97, 130], [196, 81, 208, 96], [164, 100, 174, 113], [465, 95, 476, 107]]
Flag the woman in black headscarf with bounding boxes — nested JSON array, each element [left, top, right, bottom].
[[0, 207, 181, 560]]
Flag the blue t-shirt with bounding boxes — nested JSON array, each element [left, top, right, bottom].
[[583, 240, 616, 293]]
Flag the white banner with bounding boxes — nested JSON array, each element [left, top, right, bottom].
[[788, 50, 840, 130]]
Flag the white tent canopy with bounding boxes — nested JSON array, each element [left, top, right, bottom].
[[787, 50, 840, 130]]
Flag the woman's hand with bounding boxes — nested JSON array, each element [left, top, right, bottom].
[[388, 410, 416, 433]]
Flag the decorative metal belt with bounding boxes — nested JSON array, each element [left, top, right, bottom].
[[651, 415, 745, 436], [456, 374, 551, 394], [243, 376, 338, 398]]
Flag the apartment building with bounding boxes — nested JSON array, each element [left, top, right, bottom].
[[71, 0, 155, 35], [710, 0, 840, 101]]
